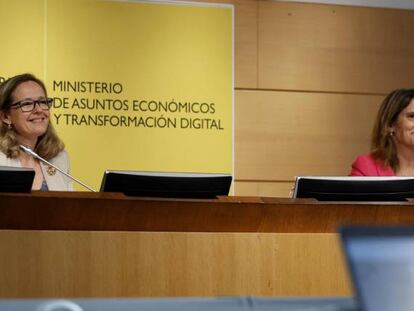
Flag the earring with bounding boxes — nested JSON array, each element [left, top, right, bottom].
[[7, 123, 12, 130], [389, 131, 394, 137]]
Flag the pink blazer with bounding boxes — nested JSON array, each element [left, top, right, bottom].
[[350, 154, 395, 176]]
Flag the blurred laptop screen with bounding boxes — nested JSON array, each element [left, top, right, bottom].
[[340, 226, 414, 311]]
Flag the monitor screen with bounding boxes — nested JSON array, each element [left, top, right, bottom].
[[100, 170, 232, 199], [293, 176, 414, 201], [0, 166, 34, 193], [340, 226, 414, 311]]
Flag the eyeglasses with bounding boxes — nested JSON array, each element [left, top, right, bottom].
[[10, 98, 53, 112]]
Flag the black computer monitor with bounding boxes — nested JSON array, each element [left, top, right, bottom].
[[293, 176, 414, 201], [0, 166, 34, 193], [100, 170, 232, 199]]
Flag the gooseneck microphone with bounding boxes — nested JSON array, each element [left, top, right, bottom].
[[19, 145, 96, 192]]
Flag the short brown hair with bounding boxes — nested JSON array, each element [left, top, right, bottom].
[[371, 88, 414, 171], [0, 73, 64, 160]]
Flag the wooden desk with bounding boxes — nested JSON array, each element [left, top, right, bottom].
[[1, 192, 413, 298], [2, 192, 414, 232]]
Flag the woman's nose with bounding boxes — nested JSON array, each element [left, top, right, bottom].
[[32, 102, 43, 112]]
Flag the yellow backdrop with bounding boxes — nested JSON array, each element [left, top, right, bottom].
[[0, 0, 233, 190]]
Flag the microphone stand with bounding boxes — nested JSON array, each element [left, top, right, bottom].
[[20, 145, 96, 192]]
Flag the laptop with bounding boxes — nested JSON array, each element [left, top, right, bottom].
[[340, 226, 414, 311], [0, 297, 356, 311]]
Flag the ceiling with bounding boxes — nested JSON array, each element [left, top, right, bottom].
[[277, 0, 414, 10]]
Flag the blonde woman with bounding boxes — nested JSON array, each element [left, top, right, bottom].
[[0, 73, 72, 191]]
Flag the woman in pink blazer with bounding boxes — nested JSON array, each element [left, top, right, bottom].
[[350, 89, 414, 176]]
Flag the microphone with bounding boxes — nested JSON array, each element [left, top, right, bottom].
[[19, 145, 96, 192]]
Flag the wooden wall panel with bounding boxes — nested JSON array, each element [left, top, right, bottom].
[[258, 1, 414, 93], [235, 90, 383, 181], [232, 0, 258, 88], [0, 230, 351, 297], [190, 0, 258, 88], [234, 181, 294, 197]]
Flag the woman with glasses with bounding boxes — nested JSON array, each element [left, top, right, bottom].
[[350, 88, 414, 176], [0, 73, 73, 190]]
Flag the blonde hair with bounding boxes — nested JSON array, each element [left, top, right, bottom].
[[371, 88, 414, 171], [0, 73, 64, 160]]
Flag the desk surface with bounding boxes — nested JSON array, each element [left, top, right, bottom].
[[1, 192, 414, 232]]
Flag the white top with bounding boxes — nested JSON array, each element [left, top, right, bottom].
[[0, 150, 73, 191]]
